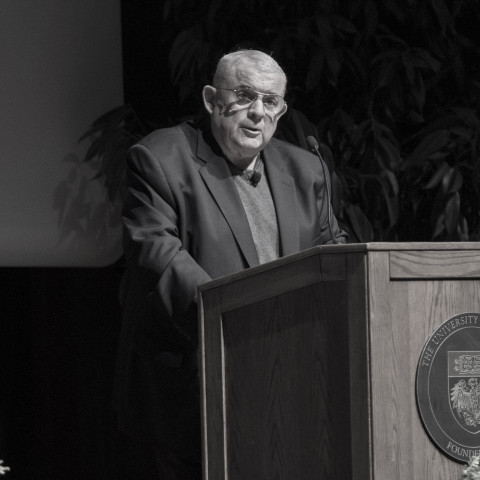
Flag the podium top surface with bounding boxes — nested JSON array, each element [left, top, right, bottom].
[[313, 241, 480, 252], [198, 242, 480, 293]]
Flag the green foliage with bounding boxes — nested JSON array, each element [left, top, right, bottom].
[[83, 0, 480, 242]]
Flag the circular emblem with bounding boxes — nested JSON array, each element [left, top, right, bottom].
[[416, 312, 480, 462]]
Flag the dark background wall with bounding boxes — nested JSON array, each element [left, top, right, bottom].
[[0, 2, 161, 479], [0, 267, 147, 480], [121, 0, 175, 125]]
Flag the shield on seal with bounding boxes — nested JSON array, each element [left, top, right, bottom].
[[449, 351, 480, 434]]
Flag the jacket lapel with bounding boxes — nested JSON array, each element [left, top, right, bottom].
[[196, 129, 260, 268], [263, 144, 300, 256]]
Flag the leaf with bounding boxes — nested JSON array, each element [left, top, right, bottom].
[[344, 166, 368, 206], [445, 192, 461, 237], [325, 48, 342, 87], [430, 0, 453, 35], [376, 175, 398, 229], [412, 73, 426, 111], [410, 48, 441, 73], [206, 0, 224, 28], [376, 57, 397, 89], [83, 137, 102, 163], [458, 215, 469, 241], [450, 126, 474, 140], [402, 54, 415, 85], [380, 137, 401, 169], [331, 170, 343, 215], [332, 15, 357, 34], [346, 203, 374, 242], [402, 129, 449, 169], [383, 0, 405, 21], [163, 0, 174, 20], [306, 53, 325, 91], [91, 106, 131, 129], [371, 49, 397, 67], [364, 0, 378, 37], [407, 110, 424, 124], [169, 29, 197, 84], [432, 213, 446, 239], [78, 105, 139, 144], [314, 15, 333, 42], [382, 168, 399, 197], [344, 50, 367, 84], [443, 167, 463, 194], [284, 108, 320, 150], [453, 107, 480, 130], [425, 161, 449, 189]]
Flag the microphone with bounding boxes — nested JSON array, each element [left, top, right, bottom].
[[306, 136, 339, 245], [250, 170, 262, 187]]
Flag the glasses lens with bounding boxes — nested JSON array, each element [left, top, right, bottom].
[[234, 89, 256, 105], [262, 95, 281, 111], [232, 88, 284, 113]]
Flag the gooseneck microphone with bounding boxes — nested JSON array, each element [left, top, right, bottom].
[[306, 136, 339, 245]]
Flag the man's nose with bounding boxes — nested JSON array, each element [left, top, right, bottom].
[[248, 98, 266, 119]]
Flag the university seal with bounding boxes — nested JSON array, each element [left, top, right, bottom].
[[416, 313, 480, 462]]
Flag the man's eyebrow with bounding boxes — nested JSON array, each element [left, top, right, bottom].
[[236, 84, 279, 95]]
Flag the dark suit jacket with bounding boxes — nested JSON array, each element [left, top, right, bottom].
[[115, 119, 346, 457]]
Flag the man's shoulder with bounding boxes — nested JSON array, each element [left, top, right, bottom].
[[136, 121, 198, 152], [267, 136, 317, 165], [126, 120, 208, 176], [270, 137, 309, 154], [264, 136, 331, 183]]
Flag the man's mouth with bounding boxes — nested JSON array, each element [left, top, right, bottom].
[[241, 126, 261, 137]]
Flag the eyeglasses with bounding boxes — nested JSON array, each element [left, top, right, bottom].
[[215, 86, 286, 114]]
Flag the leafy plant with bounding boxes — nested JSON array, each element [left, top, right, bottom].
[[79, 105, 148, 202], [82, 0, 480, 242], [461, 454, 480, 479]]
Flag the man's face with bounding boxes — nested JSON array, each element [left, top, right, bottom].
[[203, 64, 287, 168]]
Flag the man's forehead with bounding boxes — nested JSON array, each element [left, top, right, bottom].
[[227, 66, 286, 93]]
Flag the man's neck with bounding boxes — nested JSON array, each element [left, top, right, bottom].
[[206, 121, 260, 171], [244, 155, 258, 172], [228, 152, 259, 171]]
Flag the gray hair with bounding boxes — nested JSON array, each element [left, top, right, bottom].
[[213, 50, 287, 94]]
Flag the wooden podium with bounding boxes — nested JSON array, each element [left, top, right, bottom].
[[198, 243, 480, 479]]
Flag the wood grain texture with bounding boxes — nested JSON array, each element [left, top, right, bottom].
[[390, 250, 480, 278], [199, 288, 226, 480], [368, 250, 480, 479], [222, 282, 350, 480], [346, 252, 372, 480], [199, 244, 480, 480], [199, 250, 352, 480]]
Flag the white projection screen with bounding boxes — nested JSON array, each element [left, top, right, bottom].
[[0, 1, 124, 266]]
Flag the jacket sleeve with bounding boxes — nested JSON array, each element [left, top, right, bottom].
[[122, 143, 212, 343]]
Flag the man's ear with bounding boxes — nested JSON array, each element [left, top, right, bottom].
[[276, 102, 288, 121], [202, 85, 216, 114]]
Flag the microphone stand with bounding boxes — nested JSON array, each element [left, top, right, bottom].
[[306, 136, 339, 245]]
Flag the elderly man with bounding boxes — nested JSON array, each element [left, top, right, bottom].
[[115, 49, 346, 479]]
